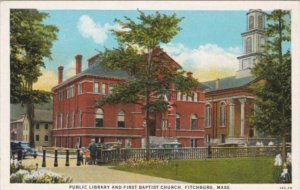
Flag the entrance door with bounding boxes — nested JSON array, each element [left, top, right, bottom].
[[149, 113, 156, 136]]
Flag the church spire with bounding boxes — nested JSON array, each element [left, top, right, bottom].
[[236, 9, 267, 78]]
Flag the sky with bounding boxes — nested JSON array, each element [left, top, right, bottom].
[[34, 10, 248, 91]]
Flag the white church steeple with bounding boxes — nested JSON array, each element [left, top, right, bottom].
[[236, 9, 267, 78]]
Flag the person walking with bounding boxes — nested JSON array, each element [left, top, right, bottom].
[[88, 139, 97, 165]]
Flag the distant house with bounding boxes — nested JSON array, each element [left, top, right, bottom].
[[10, 117, 26, 141], [10, 105, 53, 147]]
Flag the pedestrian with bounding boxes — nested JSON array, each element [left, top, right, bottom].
[[88, 139, 97, 165], [78, 150, 84, 165]]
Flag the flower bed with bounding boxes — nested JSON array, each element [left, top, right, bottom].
[[10, 159, 72, 183]]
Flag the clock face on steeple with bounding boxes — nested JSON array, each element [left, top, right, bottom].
[[236, 9, 267, 78]]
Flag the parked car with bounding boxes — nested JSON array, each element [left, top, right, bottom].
[[10, 141, 37, 159]]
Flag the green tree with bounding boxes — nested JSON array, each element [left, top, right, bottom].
[[251, 10, 291, 162], [96, 11, 198, 160], [10, 9, 58, 147]]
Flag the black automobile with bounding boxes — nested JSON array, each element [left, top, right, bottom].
[[11, 141, 37, 159]]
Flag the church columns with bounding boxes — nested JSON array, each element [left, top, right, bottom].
[[229, 98, 235, 137], [239, 98, 246, 137]]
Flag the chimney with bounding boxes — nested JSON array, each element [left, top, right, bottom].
[[216, 78, 220, 90], [75, 54, 82, 74], [186, 71, 193, 78], [58, 66, 64, 84]]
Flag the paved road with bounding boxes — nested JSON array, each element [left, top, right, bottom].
[[21, 157, 184, 183]]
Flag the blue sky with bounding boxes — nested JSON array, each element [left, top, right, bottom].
[[35, 10, 248, 90]]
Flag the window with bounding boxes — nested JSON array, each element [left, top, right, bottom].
[[95, 108, 104, 127], [72, 112, 75, 128], [176, 114, 180, 130], [79, 110, 82, 127], [205, 135, 211, 144], [249, 15, 254, 30], [117, 110, 125, 128], [220, 102, 226, 127], [35, 135, 39, 141], [65, 113, 69, 128], [44, 135, 49, 141], [101, 83, 106, 94], [205, 105, 211, 128], [94, 82, 99, 93], [182, 94, 187, 101], [190, 114, 197, 130], [55, 114, 57, 129], [78, 83, 82, 95], [191, 139, 197, 148], [108, 84, 114, 94], [177, 92, 181, 101], [60, 113, 63, 128], [246, 37, 252, 53], [36, 123, 39, 129], [45, 124, 48, 130], [220, 134, 226, 143], [193, 92, 198, 102], [258, 15, 263, 29], [67, 85, 74, 98], [58, 90, 63, 101]]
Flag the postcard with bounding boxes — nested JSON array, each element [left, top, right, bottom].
[[0, 1, 299, 190]]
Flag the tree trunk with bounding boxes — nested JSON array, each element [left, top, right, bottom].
[[281, 135, 286, 164], [145, 88, 150, 161], [26, 103, 35, 148]]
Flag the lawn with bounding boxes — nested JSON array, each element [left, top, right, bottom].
[[112, 157, 275, 183]]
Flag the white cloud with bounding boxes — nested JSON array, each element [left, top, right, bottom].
[[33, 70, 58, 91], [162, 43, 241, 82], [77, 15, 121, 44]]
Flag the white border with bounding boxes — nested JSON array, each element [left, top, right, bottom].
[[1, 1, 300, 190]]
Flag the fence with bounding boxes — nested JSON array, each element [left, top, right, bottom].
[[96, 146, 291, 163]]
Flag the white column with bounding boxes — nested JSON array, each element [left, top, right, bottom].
[[229, 99, 235, 137], [239, 98, 246, 137]]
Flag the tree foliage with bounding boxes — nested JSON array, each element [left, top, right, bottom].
[[10, 9, 58, 146], [96, 11, 199, 160], [251, 10, 291, 161]]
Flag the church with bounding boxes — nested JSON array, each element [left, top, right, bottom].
[[202, 9, 266, 145]]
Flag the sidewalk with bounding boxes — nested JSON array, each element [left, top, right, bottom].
[[21, 157, 184, 183]]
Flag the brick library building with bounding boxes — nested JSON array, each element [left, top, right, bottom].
[[52, 50, 206, 148]]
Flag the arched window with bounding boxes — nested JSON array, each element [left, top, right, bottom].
[[95, 108, 104, 127], [220, 102, 226, 127], [258, 15, 263, 29], [72, 112, 75, 128], [65, 113, 69, 128], [190, 114, 197, 130], [249, 15, 254, 30], [117, 110, 125, 128], [205, 105, 211, 128], [78, 110, 82, 127], [176, 114, 180, 130], [246, 37, 252, 53]]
